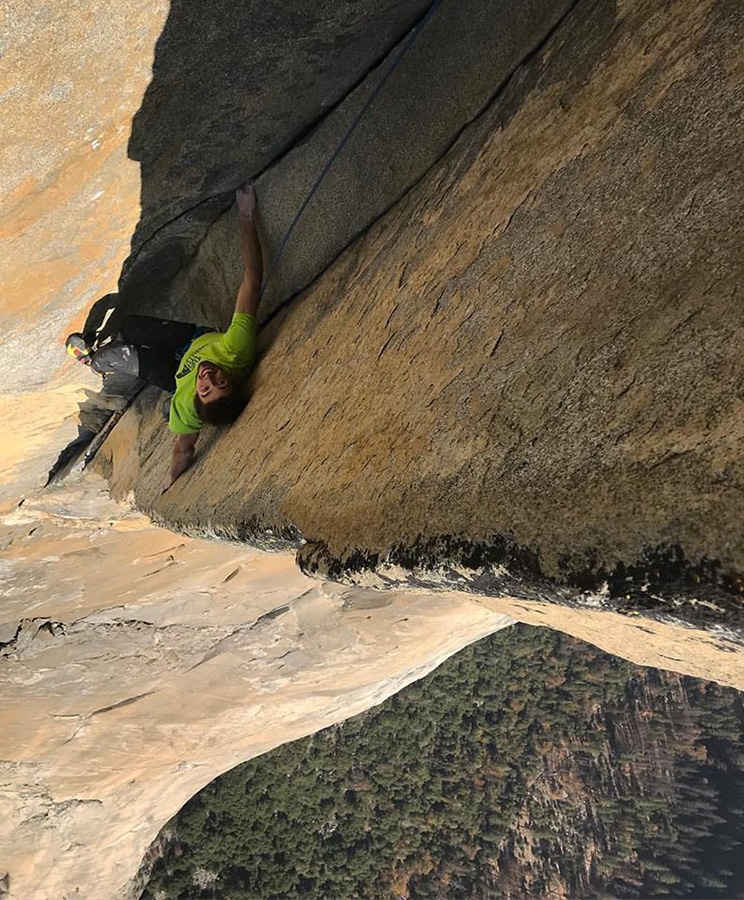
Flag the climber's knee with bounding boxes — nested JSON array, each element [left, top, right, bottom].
[[89, 341, 140, 378]]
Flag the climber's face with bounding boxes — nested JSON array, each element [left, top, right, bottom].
[[196, 361, 231, 403]]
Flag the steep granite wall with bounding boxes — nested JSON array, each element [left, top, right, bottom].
[[101, 0, 743, 628], [119, 0, 576, 324], [2, 1, 453, 497], [2, 1, 742, 895]]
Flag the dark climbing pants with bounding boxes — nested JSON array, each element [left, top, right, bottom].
[[90, 315, 200, 392]]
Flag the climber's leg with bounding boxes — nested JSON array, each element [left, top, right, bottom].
[[118, 315, 199, 358], [89, 341, 140, 378], [89, 338, 180, 392]]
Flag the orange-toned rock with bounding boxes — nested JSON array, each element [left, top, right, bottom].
[[0, 1, 170, 392], [1, 0, 742, 898], [0, 478, 740, 900]]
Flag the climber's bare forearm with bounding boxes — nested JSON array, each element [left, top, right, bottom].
[[235, 271, 261, 317], [169, 446, 194, 480], [235, 181, 263, 317], [162, 433, 198, 493]]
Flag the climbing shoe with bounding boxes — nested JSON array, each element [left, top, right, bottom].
[[66, 333, 92, 365]]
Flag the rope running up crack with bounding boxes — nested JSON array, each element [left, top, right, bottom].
[[260, 0, 446, 297]]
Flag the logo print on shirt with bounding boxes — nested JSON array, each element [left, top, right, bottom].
[[177, 351, 203, 378]]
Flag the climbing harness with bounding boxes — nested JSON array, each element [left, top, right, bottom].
[[260, 0, 446, 296]]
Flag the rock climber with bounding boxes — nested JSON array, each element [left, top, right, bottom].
[[65, 181, 263, 493]]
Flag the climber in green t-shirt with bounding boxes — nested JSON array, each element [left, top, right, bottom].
[[162, 180, 263, 492], [66, 181, 263, 493]]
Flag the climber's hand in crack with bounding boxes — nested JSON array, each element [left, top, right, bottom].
[[236, 180, 257, 221], [161, 432, 198, 494]]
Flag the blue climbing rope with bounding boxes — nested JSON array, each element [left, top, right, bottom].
[[260, 0, 446, 296]]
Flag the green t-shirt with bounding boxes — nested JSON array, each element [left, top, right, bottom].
[[168, 312, 256, 434]]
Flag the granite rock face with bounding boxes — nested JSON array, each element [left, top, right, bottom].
[[116, 0, 431, 306], [0, 478, 517, 900], [103, 0, 744, 628], [0, 0, 169, 393], [125, 0, 433, 250], [120, 0, 577, 319], [1, 1, 743, 896], [0, 0, 573, 489], [5, 0, 521, 386]]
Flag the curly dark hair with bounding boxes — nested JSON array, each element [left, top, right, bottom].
[[194, 387, 247, 426]]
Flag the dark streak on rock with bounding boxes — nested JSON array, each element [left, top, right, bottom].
[[251, 604, 290, 629], [0, 624, 22, 655], [296, 535, 744, 638], [90, 690, 157, 718]]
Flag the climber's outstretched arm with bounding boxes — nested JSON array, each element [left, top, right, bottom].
[[162, 432, 198, 493], [235, 181, 263, 318]]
